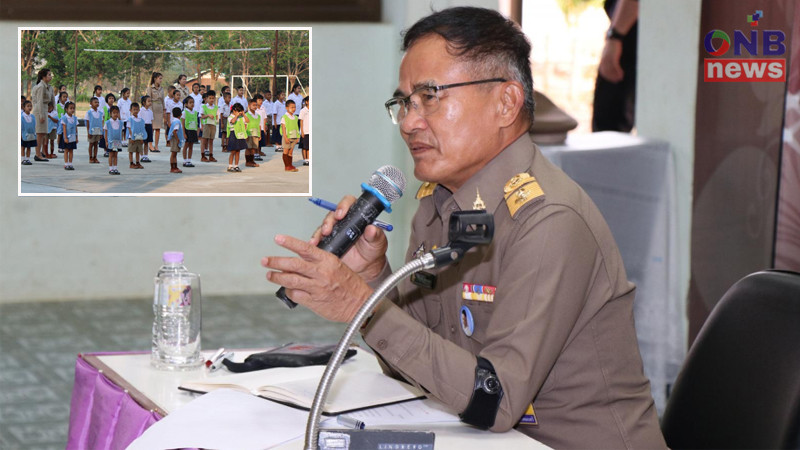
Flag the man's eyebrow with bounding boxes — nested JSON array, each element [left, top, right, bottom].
[[393, 80, 437, 98], [412, 80, 437, 91]]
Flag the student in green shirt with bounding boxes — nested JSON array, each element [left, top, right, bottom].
[[200, 90, 218, 163], [280, 99, 300, 172], [181, 97, 199, 167], [245, 98, 262, 167]]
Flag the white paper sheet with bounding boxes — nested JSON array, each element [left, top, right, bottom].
[[127, 389, 309, 450]]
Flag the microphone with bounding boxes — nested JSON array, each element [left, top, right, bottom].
[[275, 165, 407, 309]]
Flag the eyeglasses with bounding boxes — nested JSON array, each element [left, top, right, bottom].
[[384, 78, 507, 125]]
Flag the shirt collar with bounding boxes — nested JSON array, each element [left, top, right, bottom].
[[431, 133, 536, 217]]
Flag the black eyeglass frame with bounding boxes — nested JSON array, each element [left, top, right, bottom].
[[384, 77, 508, 124]]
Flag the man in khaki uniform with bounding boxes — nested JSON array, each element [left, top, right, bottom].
[[263, 7, 666, 449]]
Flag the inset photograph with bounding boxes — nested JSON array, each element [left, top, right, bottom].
[[19, 27, 311, 196]]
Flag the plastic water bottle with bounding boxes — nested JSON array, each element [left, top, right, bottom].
[[151, 251, 202, 370]]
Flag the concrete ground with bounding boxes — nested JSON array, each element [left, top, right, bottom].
[[19, 136, 310, 195]]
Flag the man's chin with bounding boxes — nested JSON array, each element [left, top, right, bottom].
[[413, 165, 437, 184]]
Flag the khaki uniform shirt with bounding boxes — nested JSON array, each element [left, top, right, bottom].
[[176, 85, 190, 103], [146, 85, 166, 129], [362, 133, 666, 449], [31, 81, 54, 134]]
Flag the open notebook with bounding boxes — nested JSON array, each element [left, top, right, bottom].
[[179, 350, 424, 415]]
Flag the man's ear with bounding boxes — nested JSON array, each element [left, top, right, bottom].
[[497, 81, 525, 128]]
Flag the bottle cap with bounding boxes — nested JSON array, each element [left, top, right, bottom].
[[162, 251, 184, 263]]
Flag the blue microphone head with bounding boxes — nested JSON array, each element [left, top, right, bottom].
[[367, 165, 406, 203]]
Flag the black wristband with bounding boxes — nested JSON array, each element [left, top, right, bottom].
[[459, 357, 504, 429]]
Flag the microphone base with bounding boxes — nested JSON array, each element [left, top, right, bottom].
[[317, 429, 435, 450]]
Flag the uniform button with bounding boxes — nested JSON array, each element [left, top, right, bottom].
[[377, 339, 388, 350], [450, 326, 456, 334]]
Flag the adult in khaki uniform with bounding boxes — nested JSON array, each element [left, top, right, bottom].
[[145, 72, 167, 151], [175, 74, 190, 103], [263, 7, 666, 449], [31, 68, 54, 161]]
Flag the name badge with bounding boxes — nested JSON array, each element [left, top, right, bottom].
[[462, 283, 496, 302], [519, 404, 538, 426]]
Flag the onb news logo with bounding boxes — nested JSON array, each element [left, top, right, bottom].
[[704, 10, 786, 82]]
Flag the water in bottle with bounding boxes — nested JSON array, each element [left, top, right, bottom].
[[151, 251, 202, 370]]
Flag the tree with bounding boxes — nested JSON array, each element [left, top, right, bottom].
[[20, 30, 39, 98], [22, 29, 308, 100]]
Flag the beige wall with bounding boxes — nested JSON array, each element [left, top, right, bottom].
[[636, 0, 702, 342]]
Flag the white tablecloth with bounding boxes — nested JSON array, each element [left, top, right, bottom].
[[541, 132, 685, 414]]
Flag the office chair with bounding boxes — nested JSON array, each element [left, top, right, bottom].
[[661, 270, 800, 449]]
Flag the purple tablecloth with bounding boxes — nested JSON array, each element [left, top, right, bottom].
[[67, 355, 161, 450]]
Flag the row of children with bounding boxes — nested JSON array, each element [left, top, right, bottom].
[[22, 87, 310, 175]]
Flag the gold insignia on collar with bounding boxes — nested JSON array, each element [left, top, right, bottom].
[[504, 173, 533, 194], [473, 188, 486, 210], [503, 173, 544, 218], [416, 182, 437, 199]]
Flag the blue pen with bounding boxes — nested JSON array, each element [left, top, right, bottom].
[[309, 197, 393, 232]]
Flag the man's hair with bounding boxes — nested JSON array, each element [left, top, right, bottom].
[[402, 7, 535, 127], [172, 107, 182, 117], [285, 99, 295, 107]]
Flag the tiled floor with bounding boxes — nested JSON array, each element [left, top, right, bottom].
[[0, 295, 350, 449]]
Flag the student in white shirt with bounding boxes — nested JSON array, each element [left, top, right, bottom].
[[287, 84, 304, 116], [165, 88, 183, 129], [118, 88, 132, 146], [140, 95, 155, 156], [298, 96, 310, 165], [218, 91, 233, 152], [261, 90, 274, 134], [271, 91, 286, 151], [217, 85, 231, 110], [92, 85, 107, 112], [190, 82, 203, 136], [231, 86, 248, 110], [255, 94, 268, 158]]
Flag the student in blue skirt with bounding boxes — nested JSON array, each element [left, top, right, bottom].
[[226, 103, 248, 172], [58, 101, 78, 170], [20, 100, 36, 165]]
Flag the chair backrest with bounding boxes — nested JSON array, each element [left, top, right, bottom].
[[661, 270, 800, 449]]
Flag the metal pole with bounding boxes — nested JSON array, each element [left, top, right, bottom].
[[303, 254, 434, 449], [73, 31, 78, 100], [272, 31, 278, 93]]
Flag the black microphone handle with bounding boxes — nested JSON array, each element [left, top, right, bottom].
[[275, 191, 387, 309]]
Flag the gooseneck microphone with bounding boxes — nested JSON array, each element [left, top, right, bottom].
[[275, 165, 407, 309]]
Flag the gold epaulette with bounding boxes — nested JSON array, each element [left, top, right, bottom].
[[416, 182, 437, 199], [503, 173, 544, 217]]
